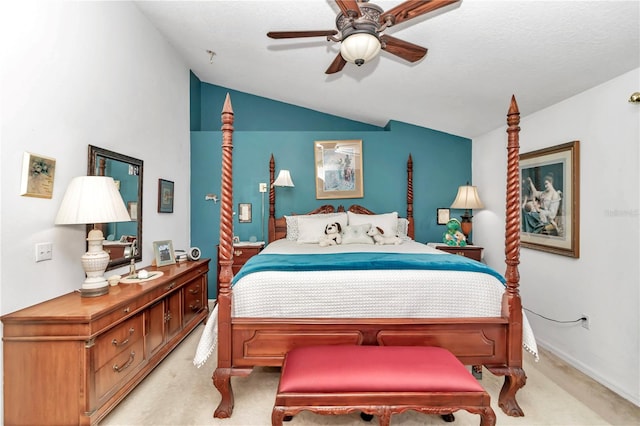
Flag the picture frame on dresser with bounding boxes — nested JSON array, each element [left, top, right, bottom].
[[314, 140, 363, 199], [153, 240, 176, 266], [520, 140, 580, 258]]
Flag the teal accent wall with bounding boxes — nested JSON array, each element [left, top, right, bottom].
[[191, 79, 472, 298], [190, 71, 201, 131]]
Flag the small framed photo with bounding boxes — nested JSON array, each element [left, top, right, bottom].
[[158, 179, 174, 213], [437, 208, 450, 225], [153, 240, 176, 267], [128, 201, 138, 221], [20, 152, 56, 199], [238, 203, 252, 223]]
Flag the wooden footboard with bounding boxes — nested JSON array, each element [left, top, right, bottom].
[[213, 94, 525, 419], [230, 318, 510, 367]]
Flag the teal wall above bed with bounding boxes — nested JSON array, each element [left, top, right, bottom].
[[190, 77, 473, 297]]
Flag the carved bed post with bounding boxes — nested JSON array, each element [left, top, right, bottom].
[[407, 154, 414, 238], [489, 95, 526, 417], [213, 94, 235, 418], [268, 154, 276, 242]]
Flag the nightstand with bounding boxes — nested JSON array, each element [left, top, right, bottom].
[[216, 241, 265, 296], [427, 243, 483, 262]]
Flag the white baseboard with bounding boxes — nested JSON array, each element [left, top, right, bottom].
[[536, 338, 640, 407]]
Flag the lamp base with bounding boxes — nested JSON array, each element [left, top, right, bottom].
[[80, 286, 109, 297], [80, 229, 111, 298]]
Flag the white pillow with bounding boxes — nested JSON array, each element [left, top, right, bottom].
[[348, 211, 398, 237], [284, 215, 299, 241], [295, 213, 348, 244], [285, 212, 348, 241], [396, 218, 413, 241], [341, 224, 374, 245]]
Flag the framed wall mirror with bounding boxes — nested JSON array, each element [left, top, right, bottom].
[[88, 145, 143, 270]]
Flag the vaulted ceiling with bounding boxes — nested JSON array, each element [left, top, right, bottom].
[[134, 0, 639, 138]]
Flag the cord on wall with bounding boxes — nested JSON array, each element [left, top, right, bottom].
[[523, 307, 586, 324]]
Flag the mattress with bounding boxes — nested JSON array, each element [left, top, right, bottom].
[[194, 239, 538, 367]]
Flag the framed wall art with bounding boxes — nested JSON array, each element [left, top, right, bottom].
[[520, 140, 580, 258], [238, 203, 252, 223], [437, 208, 450, 225], [153, 240, 175, 267], [20, 152, 56, 199], [157, 179, 174, 213], [314, 140, 363, 199]]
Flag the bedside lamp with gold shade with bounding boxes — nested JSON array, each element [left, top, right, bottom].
[[450, 183, 484, 244], [55, 176, 131, 297]]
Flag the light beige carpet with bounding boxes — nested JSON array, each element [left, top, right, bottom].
[[101, 323, 640, 426]]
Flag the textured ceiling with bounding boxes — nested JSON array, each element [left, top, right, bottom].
[[134, 0, 640, 138]]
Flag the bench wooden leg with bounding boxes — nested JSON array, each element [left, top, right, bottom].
[[271, 406, 286, 426], [479, 406, 497, 426]]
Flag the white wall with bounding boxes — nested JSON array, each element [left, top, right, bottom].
[[473, 69, 640, 406], [0, 1, 192, 418]]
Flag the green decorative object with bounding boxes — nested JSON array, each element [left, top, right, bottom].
[[443, 218, 467, 246]]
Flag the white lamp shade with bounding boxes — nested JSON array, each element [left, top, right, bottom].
[[55, 176, 131, 225], [340, 33, 381, 65], [273, 170, 294, 187], [450, 185, 484, 210]]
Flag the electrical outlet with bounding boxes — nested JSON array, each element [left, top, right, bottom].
[[581, 314, 590, 330], [259, 183, 267, 193], [35, 242, 53, 262]]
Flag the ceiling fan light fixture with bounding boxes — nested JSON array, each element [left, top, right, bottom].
[[340, 32, 381, 66]]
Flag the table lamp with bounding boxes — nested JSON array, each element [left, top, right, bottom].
[[450, 183, 484, 243], [55, 176, 131, 297], [272, 170, 294, 187]]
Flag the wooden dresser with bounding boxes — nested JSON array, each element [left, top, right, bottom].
[[2, 258, 209, 426]]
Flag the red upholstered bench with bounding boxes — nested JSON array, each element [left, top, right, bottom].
[[272, 345, 496, 426]]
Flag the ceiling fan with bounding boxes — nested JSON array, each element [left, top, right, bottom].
[[267, 0, 460, 74]]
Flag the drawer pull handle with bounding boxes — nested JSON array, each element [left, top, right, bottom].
[[123, 307, 130, 314], [166, 281, 176, 290], [113, 351, 135, 373], [188, 287, 200, 294], [111, 328, 135, 347], [189, 301, 201, 312], [234, 249, 243, 256]]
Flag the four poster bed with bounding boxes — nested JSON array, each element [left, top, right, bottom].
[[210, 94, 533, 419]]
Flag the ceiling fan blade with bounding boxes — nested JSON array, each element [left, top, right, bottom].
[[335, 0, 361, 18], [325, 53, 347, 74], [380, 0, 459, 27], [380, 34, 428, 63], [267, 30, 338, 39]]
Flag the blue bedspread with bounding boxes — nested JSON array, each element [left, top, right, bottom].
[[232, 252, 506, 286]]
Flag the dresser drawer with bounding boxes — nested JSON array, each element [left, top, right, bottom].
[[433, 245, 483, 262], [94, 314, 144, 370], [95, 339, 145, 401], [183, 277, 206, 325]]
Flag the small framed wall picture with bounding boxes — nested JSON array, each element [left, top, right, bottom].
[[238, 203, 252, 223], [158, 179, 174, 213], [20, 152, 56, 199], [153, 240, 176, 267], [437, 208, 450, 225]]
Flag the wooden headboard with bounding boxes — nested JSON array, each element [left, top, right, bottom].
[[267, 154, 415, 242]]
